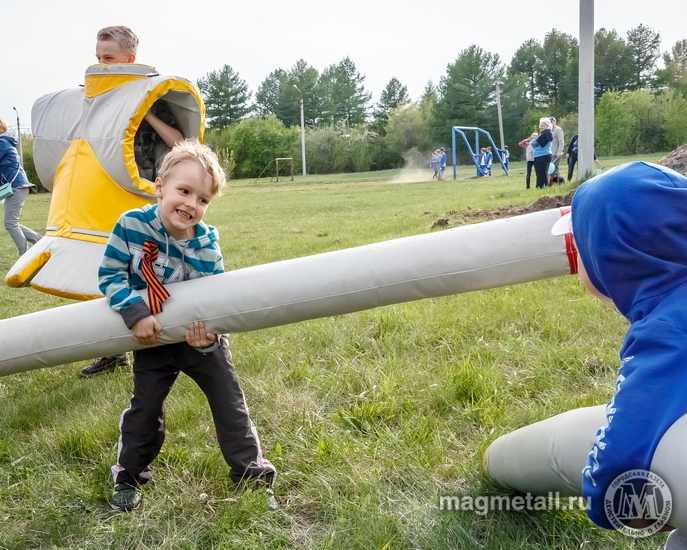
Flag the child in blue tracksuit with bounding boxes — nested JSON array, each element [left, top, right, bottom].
[[500, 146, 509, 172], [430, 150, 440, 179], [485, 147, 493, 176], [477, 148, 487, 177], [557, 162, 687, 537], [99, 140, 276, 511], [439, 147, 447, 180]]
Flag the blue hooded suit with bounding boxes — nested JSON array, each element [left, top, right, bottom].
[[574, 162, 687, 528]]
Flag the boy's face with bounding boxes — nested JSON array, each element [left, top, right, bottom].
[[154, 160, 214, 241], [574, 238, 615, 306], [95, 39, 135, 64]]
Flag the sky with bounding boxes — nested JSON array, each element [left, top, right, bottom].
[[2, 0, 685, 133]]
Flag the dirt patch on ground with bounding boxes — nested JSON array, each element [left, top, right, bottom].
[[429, 191, 575, 229], [659, 144, 687, 177]]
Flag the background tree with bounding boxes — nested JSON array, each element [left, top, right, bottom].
[[660, 90, 687, 149], [421, 80, 438, 108], [657, 40, 687, 96], [624, 89, 664, 153], [304, 126, 344, 174], [372, 77, 409, 134], [255, 62, 322, 127], [626, 24, 661, 89], [286, 59, 322, 127], [317, 57, 372, 126], [499, 73, 532, 159], [594, 29, 634, 98], [595, 90, 633, 156], [219, 115, 299, 178], [383, 102, 432, 157], [534, 30, 578, 111], [509, 38, 542, 106], [432, 45, 504, 141], [254, 69, 287, 117], [197, 64, 252, 130]]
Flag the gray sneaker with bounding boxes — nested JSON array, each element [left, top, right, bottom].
[[110, 485, 140, 511], [265, 487, 279, 512], [80, 354, 129, 378]]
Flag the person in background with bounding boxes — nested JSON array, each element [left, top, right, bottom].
[[485, 146, 493, 177], [477, 147, 487, 177], [566, 134, 579, 182], [566, 134, 599, 182], [519, 133, 538, 189], [439, 147, 447, 181], [500, 145, 510, 172], [0, 118, 41, 257], [531, 119, 553, 189], [430, 150, 440, 180], [550, 116, 565, 182]]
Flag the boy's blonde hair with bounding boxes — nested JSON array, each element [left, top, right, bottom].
[[97, 26, 138, 55], [0, 118, 8, 133], [158, 140, 226, 197]]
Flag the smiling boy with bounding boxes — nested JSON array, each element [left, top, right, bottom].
[[98, 141, 276, 511]]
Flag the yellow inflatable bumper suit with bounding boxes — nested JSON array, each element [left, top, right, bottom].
[[5, 63, 205, 300]]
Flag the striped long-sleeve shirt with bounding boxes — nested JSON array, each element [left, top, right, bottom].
[[98, 203, 223, 329]]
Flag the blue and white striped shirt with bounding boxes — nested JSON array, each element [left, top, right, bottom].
[[99, 203, 223, 328]]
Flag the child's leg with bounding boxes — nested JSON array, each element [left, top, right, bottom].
[[184, 336, 276, 486], [113, 347, 180, 488]]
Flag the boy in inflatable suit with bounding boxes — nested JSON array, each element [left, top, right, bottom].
[[82, 25, 185, 377], [486, 161, 687, 547], [99, 141, 276, 511]]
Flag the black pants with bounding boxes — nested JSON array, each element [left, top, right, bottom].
[[567, 154, 577, 181], [113, 337, 275, 489], [533, 155, 552, 188], [526, 160, 534, 188]]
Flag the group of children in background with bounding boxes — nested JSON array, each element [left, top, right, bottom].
[[477, 146, 510, 177], [476, 146, 510, 177], [429, 146, 510, 181]]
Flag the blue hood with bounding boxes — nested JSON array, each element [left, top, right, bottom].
[[571, 161, 687, 322], [0, 132, 18, 148]]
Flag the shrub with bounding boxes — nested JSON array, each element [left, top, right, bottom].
[[20, 135, 45, 192], [215, 147, 236, 180]]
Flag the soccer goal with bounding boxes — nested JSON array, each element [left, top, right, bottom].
[[451, 126, 509, 179]]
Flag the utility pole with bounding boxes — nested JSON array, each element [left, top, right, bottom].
[[578, 0, 595, 180], [12, 107, 23, 168], [495, 82, 505, 150], [293, 85, 306, 176]]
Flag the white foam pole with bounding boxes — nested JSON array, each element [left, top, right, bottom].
[[484, 405, 687, 531], [0, 209, 574, 376]]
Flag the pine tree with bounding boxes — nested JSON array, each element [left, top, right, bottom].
[[197, 65, 252, 130]]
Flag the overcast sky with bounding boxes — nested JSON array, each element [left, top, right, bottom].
[[2, 0, 685, 132]]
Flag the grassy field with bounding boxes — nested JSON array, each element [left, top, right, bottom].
[[0, 155, 668, 549]]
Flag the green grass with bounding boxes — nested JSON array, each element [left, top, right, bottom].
[[0, 155, 668, 549]]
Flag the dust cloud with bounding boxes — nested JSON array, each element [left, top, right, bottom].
[[391, 147, 434, 184]]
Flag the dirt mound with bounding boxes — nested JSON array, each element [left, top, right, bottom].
[[431, 191, 575, 229], [659, 144, 687, 176]]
